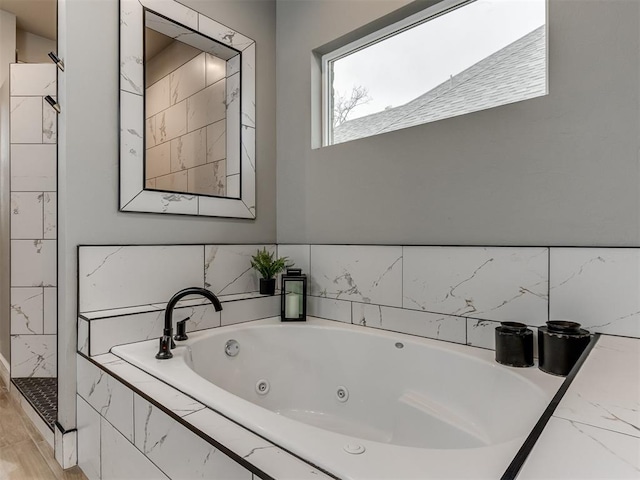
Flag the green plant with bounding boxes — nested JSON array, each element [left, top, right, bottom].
[[250, 248, 291, 279]]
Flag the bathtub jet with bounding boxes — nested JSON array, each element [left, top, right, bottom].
[[156, 287, 223, 360]]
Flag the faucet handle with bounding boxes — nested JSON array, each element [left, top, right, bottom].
[[155, 335, 173, 359], [174, 318, 190, 341]]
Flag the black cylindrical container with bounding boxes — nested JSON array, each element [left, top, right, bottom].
[[538, 321, 591, 376], [495, 322, 534, 367]]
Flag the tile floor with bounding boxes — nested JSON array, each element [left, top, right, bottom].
[[0, 375, 86, 479]]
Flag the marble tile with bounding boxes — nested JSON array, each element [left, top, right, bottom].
[[81, 304, 163, 320], [77, 355, 134, 441], [134, 395, 251, 479], [186, 408, 330, 480], [204, 244, 274, 295], [308, 296, 351, 323], [227, 174, 240, 198], [206, 119, 226, 163], [226, 74, 240, 176], [76, 395, 101, 480], [277, 245, 311, 276], [11, 240, 56, 287], [120, 0, 144, 95], [207, 53, 226, 86], [54, 425, 77, 469], [89, 310, 165, 355], [94, 353, 205, 417], [227, 54, 240, 77], [145, 141, 171, 179], [146, 178, 157, 189], [43, 193, 56, 239], [518, 416, 640, 479], [11, 334, 56, 377], [187, 80, 225, 133], [188, 161, 226, 196], [170, 52, 206, 105], [10, 96, 42, 143], [43, 287, 56, 334], [554, 335, 640, 438], [241, 125, 255, 172], [10, 64, 56, 96], [354, 303, 467, 343], [403, 247, 549, 324], [171, 126, 206, 172], [10, 144, 57, 191], [310, 245, 403, 306], [124, 188, 199, 215], [155, 170, 188, 192], [198, 15, 254, 51], [10, 288, 43, 335], [101, 416, 169, 480], [156, 99, 187, 143], [10, 192, 43, 239], [146, 116, 157, 148], [42, 97, 57, 144], [221, 295, 279, 326], [146, 75, 170, 119], [78, 245, 204, 312], [120, 91, 145, 206], [78, 317, 89, 356], [241, 44, 256, 128], [550, 248, 640, 337]]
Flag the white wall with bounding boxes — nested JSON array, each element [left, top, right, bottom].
[[57, 0, 276, 430], [276, 0, 640, 246], [16, 29, 56, 64]]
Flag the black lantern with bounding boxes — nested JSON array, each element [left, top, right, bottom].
[[281, 268, 307, 321]]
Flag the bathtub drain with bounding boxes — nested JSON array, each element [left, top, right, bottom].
[[256, 379, 270, 395]]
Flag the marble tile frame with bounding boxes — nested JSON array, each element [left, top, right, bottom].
[[119, 0, 256, 219], [78, 352, 327, 480]]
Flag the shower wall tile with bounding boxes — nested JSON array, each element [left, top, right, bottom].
[[101, 417, 169, 480], [43, 193, 56, 239], [134, 395, 251, 480], [466, 318, 499, 350], [78, 245, 204, 312], [43, 287, 57, 334], [10, 192, 43, 239], [353, 303, 466, 344], [204, 244, 275, 295], [10, 144, 57, 191], [77, 355, 134, 441], [145, 142, 171, 178], [549, 248, 640, 337], [10, 287, 43, 335], [171, 127, 206, 171], [146, 75, 170, 118], [78, 318, 89, 356], [206, 119, 226, 162], [88, 310, 165, 356], [155, 99, 187, 143], [11, 240, 56, 287], [11, 334, 56, 377], [155, 170, 188, 191], [403, 247, 548, 325], [310, 245, 403, 307], [10, 64, 56, 96], [308, 296, 351, 323], [188, 161, 225, 196], [206, 53, 226, 86], [77, 395, 101, 480], [187, 80, 226, 132], [10, 97, 42, 143], [170, 52, 206, 105], [42, 97, 57, 143]]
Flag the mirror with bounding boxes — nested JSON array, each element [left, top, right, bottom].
[[119, 0, 256, 218]]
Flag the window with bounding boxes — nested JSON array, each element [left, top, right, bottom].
[[322, 0, 547, 146]]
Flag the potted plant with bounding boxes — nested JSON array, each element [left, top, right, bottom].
[[250, 248, 291, 295]]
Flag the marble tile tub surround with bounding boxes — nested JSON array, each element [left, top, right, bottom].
[[278, 245, 640, 342], [76, 353, 331, 480]]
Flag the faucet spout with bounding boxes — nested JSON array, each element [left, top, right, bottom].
[[156, 287, 223, 359]]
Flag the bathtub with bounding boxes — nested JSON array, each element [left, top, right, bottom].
[[112, 317, 563, 479]]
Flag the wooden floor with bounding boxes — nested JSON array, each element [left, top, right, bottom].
[[0, 375, 87, 480]]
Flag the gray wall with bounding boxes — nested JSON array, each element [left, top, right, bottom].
[[276, 0, 640, 247], [58, 0, 276, 429]]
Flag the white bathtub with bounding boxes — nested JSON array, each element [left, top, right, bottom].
[[112, 317, 563, 479]]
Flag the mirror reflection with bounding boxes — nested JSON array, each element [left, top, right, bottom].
[[143, 11, 241, 198]]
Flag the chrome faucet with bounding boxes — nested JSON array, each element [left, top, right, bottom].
[[156, 287, 223, 360]]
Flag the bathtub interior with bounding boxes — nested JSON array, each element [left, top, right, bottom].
[[182, 320, 554, 450]]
